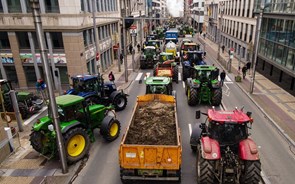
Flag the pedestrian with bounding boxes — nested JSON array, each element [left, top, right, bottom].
[[120, 53, 123, 64], [246, 61, 251, 74], [108, 71, 115, 82], [129, 44, 133, 54], [220, 70, 226, 86], [137, 43, 141, 52], [242, 65, 247, 79], [221, 45, 225, 53], [203, 33, 206, 39]]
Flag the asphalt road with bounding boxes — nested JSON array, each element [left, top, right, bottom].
[[72, 38, 295, 184]]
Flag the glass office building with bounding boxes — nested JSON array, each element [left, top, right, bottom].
[[255, 0, 295, 96]]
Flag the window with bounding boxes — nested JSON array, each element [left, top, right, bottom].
[[17, 32, 30, 49], [51, 32, 64, 49], [0, 1, 3, 12], [7, 0, 22, 13], [286, 49, 295, 70], [45, 0, 60, 13], [81, 0, 85, 11], [273, 44, 285, 64], [0, 32, 11, 49]]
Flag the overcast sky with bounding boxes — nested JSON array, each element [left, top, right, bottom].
[[166, 0, 184, 17]]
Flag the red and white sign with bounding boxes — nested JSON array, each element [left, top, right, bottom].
[[130, 25, 137, 29]]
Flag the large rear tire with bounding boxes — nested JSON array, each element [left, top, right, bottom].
[[187, 87, 198, 106], [173, 66, 179, 83], [240, 160, 261, 184], [64, 127, 90, 164], [30, 131, 48, 154], [196, 147, 216, 184], [100, 116, 121, 142], [113, 94, 127, 111], [211, 88, 222, 106]]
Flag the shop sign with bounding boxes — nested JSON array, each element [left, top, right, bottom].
[[20, 53, 67, 64], [0, 53, 14, 63], [85, 47, 95, 60], [99, 38, 112, 52]]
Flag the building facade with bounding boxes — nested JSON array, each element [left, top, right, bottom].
[[0, 0, 145, 90], [190, 0, 205, 33], [255, 0, 295, 95]]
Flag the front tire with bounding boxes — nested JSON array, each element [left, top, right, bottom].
[[64, 127, 90, 164], [182, 66, 190, 81], [240, 160, 261, 184], [211, 88, 222, 106], [18, 102, 28, 119], [113, 94, 127, 111], [30, 131, 48, 154], [100, 116, 121, 142]]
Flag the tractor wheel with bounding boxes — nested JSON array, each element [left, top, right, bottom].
[[173, 66, 179, 83], [187, 87, 198, 106], [64, 127, 90, 164], [185, 82, 188, 96], [18, 102, 28, 119], [100, 116, 121, 142], [211, 88, 222, 106], [182, 67, 190, 81], [30, 131, 49, 154], [240, 160, 261, 184], [196, 147, 216, 184], [113, 94, 127, 111], [140, 61, 145, 69]]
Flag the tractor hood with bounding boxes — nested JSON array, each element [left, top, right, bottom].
[[32, 116, 52, 131]]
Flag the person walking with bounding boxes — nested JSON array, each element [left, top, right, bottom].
[[246, 61, 251, 75], [120, 53, 124, 64], [221, 45, 225, 53], [108, 71, 115, 83], [242, 65, 247, 79], [137, 43, 141, 52], [220, 70, 226, 86], [129, 44, 133, 54]]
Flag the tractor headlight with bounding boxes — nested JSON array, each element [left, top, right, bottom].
[[48, 124, 54, 131]]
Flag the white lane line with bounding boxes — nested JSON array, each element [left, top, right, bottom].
[[135, 72, 143, 81], [225, 75, 231, 82], [261, 170, 271, 184], [224, 81, 233, 84], [182, 81, 185, 88], [223, 82, 230, 96], [178, 72, 181, 81], [143, 72, 150, 80], [189, 123, 192, 136]]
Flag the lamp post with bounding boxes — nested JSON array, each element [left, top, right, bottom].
[[217, 2, 224, 62], [250, 1, 268, 94]]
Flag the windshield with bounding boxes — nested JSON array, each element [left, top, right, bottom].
[[147, 85, 167, 94], [145, 48, 155, 54], [184, 45, 197, 51]]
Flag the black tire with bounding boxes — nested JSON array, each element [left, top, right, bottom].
[[30, 131, 49, 154], [18, 102, 28, 119], [211, 88, 222, 106], [191, 145, 197, 152], [140, 60, 145, 69], [196, 147, 216, 184], [113, 94, 127, 111], [187, 87, 198, 106], [64, 127, 90, 164], [240, 160, 261, 184], [100, 116, 121, 142], [182, 66, 190, 81], [173, 66, 179, 83]]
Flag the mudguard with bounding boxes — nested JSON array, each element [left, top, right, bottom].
[[239, 138, 260, 160], [200, 136, 221, 160], [190, 123, 202, 147], [187, 78, 200, 88], [62, 121, 83, 134]]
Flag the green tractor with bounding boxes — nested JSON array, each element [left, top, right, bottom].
[[185, 65, 222, 106], [140, 46, 159, 69], [0, 79, 44, 119], [29, 95, 120, 164], [145, 76, 176, 96], [153, 52, 179, 83]]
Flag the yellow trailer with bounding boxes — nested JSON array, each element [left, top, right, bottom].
[[119, 94, 181, 182]]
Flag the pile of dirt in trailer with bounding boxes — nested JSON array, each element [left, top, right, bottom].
[[125, 102, 177, 145]]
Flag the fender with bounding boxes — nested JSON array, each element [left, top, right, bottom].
[[109, 90, 126, 101], [66, 88, 76, 95], [62, 121, 83, 134], [239, 138, 260, 160], [187, 78, 200, 88], [200, 136, 221, 160], [190, 123, 202, 147]]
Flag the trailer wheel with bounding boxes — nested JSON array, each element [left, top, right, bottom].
[[100, 116, 121, 142], [211, 88, 222, 106], [30, 131, 48, 154], [173, 66, 179, 83], [113, 94, 127, 111], [187, 87, 198, 106], [64, 127, 90, 164], [196, 147, 216, 184], [19, 102, 28, 119], [240, 160, 261, 184]]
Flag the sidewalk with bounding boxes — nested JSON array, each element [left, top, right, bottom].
[[198, 35, 295, 146], [0, 52, 141, 184]]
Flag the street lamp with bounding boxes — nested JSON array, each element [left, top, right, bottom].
[[217, 2, 224, 62], [250, 1, 269, 94]]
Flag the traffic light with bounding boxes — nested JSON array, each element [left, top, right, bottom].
[[125, 16, 134, 29]]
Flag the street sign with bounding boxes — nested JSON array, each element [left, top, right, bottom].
[[130, 28, 137, 34], [130, 25, 137, 29]]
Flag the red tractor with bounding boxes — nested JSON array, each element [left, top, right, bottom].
[[190, 108, 261, 184]]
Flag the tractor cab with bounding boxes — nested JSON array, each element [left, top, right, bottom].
[[146, 40, 162, 53], [145, 76, 173, 95], [192, 65, 219, 82], [183, 50, 206, 66], [159, 52, 174, 63]]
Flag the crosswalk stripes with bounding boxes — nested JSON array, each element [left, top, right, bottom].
[[143, 72, 150, 80]]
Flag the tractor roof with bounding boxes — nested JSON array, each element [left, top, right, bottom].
[[145, 77, 171, 85], [145, 46, 156, 49], [194, 65, 216, 71], [182, 39, 192, 42], [160, 52, 173, 56], [208, 109, 252, 124], [184, 42, 198, 46], [56, 95, 84, 107], [71, 74, 98, 81]]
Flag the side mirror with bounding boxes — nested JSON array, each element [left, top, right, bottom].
[[195, 110, 200, 119]]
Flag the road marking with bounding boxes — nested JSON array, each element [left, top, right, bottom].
[[225, 75, 231, 82], [143, 72, 150, 80], [224, 81, 233, 84], [182, 81, 185, 88], [223, 82, 230, 96], [178, 72, 181, 81], [135, 72, 143, 81], [189, 123, 192, 136]]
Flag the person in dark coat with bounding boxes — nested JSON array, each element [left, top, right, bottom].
[[220, 70, 226, 86], [221, 45, 225, 53], [108, 71, 115, 82], [242, 66, 247, 79], [129, 45, 133, 54], [120, 53, 124, 64], [246, 61, 251, 74]]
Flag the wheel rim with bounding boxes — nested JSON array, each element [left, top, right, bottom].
[[110, 122, 119, 137], [116, 97, 125, 108], [67, 135, 86, 157], [188, 88, 190, 98]]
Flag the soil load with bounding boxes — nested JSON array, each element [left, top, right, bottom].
[[125, 102, 177, 145]]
